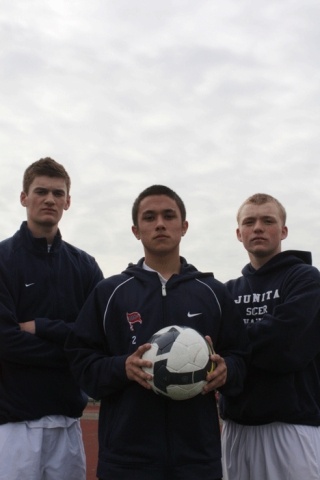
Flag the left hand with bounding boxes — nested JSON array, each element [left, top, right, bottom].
[[19, 320, 36, 334], [202, 336, 227, 394]]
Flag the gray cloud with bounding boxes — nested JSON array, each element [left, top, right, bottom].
[[0, 0, 319, 281]]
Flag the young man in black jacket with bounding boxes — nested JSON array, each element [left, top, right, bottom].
[[66, 184, 250, 480], [0, 158, 103, 480], [220, 193, 320, 480]]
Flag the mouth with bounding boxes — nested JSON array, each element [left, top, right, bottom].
[[42, 209, 56, 214], [154, 234, 169, 240]]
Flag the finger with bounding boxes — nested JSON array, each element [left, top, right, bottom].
[[135, 343, 152, 357]]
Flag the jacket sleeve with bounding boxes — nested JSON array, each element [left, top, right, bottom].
[[65, 281, 130, 400], [213, 286, 251, 396], [247, 265, 320, 372], [34, 258, 104, 346], [0, 281, 68, 368]]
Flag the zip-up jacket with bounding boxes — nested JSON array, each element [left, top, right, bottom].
[[66, 258, 250, 480], [0, 221, 103, 424], [220, 250, 320, 426]]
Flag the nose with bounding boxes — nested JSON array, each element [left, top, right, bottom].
[[44, 192, 55, 204], [155, 215, 165, 230], [253, 220, 264, 231]]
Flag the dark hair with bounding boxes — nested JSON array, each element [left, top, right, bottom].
[[237, 193, 287, 225], [132, 185, 186, 225], [23, 157, 71, 194]]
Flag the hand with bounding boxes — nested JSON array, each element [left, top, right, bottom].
[[19, 320, 36, 334], [202, 336, 227, 394], [125, 343, 153, 390]]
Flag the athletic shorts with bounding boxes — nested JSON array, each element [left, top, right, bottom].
[[221, 420, 320, 480], [0, 418, 86, 480]]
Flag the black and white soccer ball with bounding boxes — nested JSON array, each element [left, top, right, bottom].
[[142, 325, 215, 400]]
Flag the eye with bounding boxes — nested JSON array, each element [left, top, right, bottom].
[[35, 189, 48, 196], [142, 214, 154, 221], [264, 218, 275, 224], [53, 190, 65, 197]]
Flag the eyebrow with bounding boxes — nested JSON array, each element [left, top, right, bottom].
[[33, 187, 66, 194], [142, 208, 177, 215], [241, 215, 277, 222]]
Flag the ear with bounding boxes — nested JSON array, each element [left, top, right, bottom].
[[181, 220, 188, 236], [20, 191, 27, 207], [64, 195, 71, 211], [281, 225, 288, 240], [132, 225, 140, 240], [236, 228, 243, 243]]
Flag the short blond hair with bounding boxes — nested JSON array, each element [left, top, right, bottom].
[[237, 193, 286, 225]]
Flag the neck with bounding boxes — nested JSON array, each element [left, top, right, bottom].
[[249, 252, 279, 270], [27, 221, 59, 245], [144, 254, 181, 280]]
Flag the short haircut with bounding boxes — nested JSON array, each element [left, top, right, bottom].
[[237, 193, 287, 225], [132, 185, 186, 226], [22, 157, 71, 194]]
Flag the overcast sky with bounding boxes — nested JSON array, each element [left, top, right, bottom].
[[1, 0, 320, 282]]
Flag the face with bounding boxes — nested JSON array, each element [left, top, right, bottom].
[[237, 201, 288, 266], [20, 176, 70, 233], [132, 195, 188, 258]]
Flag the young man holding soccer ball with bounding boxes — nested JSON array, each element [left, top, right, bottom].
[[220, 193, 320, 480], [66, 185, 250, 480]]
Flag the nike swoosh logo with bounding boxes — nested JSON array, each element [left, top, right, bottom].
[[25, 283, 35, 287], [187, 312, 202, 317]]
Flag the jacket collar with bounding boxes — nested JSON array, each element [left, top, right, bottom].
[[19, 221, 62, 253]]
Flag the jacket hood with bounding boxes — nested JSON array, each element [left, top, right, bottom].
[[242, 250, 312, 277]]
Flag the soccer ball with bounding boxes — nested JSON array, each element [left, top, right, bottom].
[[142, 325, 215, 400]]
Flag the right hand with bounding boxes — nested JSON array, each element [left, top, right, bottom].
[[125, 343, 153, 389]]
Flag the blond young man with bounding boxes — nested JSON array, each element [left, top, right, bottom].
[[220, 193, 320, 480]]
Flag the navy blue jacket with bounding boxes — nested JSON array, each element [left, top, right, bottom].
[[0, 221, 103, 424], [66, 258, 250, 480], [220, 250, 320, 426]]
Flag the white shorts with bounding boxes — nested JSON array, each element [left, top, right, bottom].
[[221, 420, 320, 480], [0, 418, 86, 480]]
